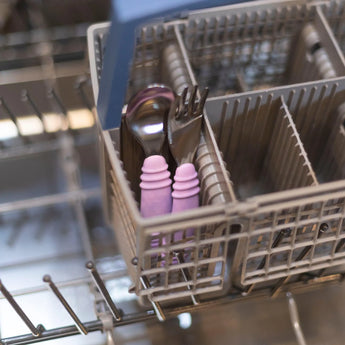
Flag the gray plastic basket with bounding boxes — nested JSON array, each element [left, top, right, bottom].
[[88, 0, 345, 306]]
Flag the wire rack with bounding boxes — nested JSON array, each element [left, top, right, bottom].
[[89, 0, 345, 315], [2, 0, 345, 345]]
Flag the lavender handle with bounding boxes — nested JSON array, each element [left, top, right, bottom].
[[172, 163, 200, 241], [140, 155, 172, 218]]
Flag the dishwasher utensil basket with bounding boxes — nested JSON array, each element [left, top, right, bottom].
[[88, 0, 345, 304]]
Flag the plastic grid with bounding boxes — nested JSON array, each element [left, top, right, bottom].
[[207, 78, 345, 288], [181, 3, 318, 96], [88, 0, 345, 302], [240, 188, 345, 285], [138, 219, 231, 301]]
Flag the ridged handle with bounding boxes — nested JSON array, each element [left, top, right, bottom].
[[172, 163, 200, 241], [140, 155, 172, 218]]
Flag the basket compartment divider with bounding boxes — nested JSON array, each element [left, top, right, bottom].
[[262, 97, 319, 192]]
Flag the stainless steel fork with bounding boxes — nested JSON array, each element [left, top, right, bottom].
[[167, 85, 208, 218]]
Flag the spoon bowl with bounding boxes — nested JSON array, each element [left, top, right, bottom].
[[126, 85, 175, 156], [125, 85, 175, 218]]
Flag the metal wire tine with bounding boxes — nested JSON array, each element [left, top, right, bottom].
[[318, 226, 342, 277], [295, 223, 328, 262], [86, 261, 122, 321], [43, 274, 88, 335], [21, 89, 43, 121], [178, 87, 188, 119], [335, 237, 345, 253], [287, 292, 307, 345], [21, 89, 48, 134], [0, 279, 42, 337], [48, 88, 68, 117], [0, 97, 18, 125], [139, 276, 166, 322], [187, 85, 198, 117], [196, 87, 209, 116], [0, 97, 29, 143], [174, 251, 200, 305], [271, 224, 329, 298], [244, 228, 291, 295]]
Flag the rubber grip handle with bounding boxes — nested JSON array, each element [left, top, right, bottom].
[[172, 163, 200, 241], [140, 155, 172, 218]]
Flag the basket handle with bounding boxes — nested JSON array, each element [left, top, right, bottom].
[[97, 0, 245, 130]]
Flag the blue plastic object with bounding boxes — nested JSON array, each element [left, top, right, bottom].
[[97, 0, 247, 130]]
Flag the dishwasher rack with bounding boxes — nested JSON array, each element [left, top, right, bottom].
[[90, 0, 345, 306], [2, 0, 345, 344], [0, 64, 326, 345]]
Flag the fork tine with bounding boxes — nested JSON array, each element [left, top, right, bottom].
[[179, 87, 188, 118], [188, 85, 198, 117], [169, 96, 180, 122], [196, 87, 209, 115]]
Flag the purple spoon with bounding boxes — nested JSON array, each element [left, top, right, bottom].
[[125, 85, 175, 218]]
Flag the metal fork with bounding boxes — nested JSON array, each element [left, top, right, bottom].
[[167, 85, 208, 219], [168, 86, 208, 167], [167, 86, 208, 306]]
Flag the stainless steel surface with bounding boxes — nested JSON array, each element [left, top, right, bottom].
[[287, 292, 307, 345], [43, 275, 88, 335], [125, 85, 174, 157], [3, 0, 345, 344], [167, 86, 206, 165], [86, 261, 122, 322], [0, 280, 42, 337]]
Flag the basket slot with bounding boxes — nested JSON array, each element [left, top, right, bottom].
[[121, 23, 198, 203], [120, 24, 182, 202], [261, 98, 318, 192], [127, 23, 178, 100], [163, 24, 236, 205], [181, 4, 321, 97], [104, 121, 235, 296], [286, 6, 345, 84], [214, 95, 318, 200], [286, 82, 345, 183]]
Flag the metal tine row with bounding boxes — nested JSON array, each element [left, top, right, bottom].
[[130, 258, 167, 321], [0, 97, 30, 145], [271, 223, 329, 298], [0, 280, 43, 337], [0, 80, 93, 147], [243, 228, 292, 295], [243, 221, 331, 298], [175, 85, 209, 120], [0, 261, 126, 338], [21, 89, 48, 135], [43, 275, 88, 335], [0, 89, 55, 145]]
